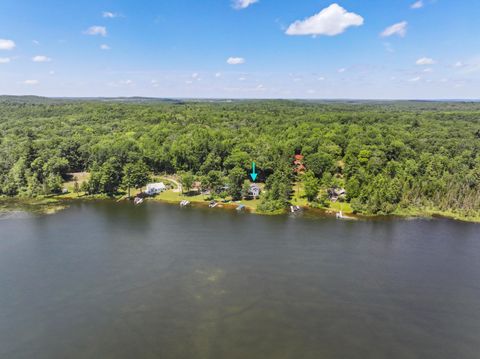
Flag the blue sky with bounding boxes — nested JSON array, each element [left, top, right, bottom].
[[0, 0, 479, 99]]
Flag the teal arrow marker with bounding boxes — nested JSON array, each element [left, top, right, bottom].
[[250, 162, 258, 181]]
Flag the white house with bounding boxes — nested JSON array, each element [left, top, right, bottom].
[[145, 182, 166, 195], [249, 184, 260, 198]]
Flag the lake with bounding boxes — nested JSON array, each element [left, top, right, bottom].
[[0, 201, 479, 359]]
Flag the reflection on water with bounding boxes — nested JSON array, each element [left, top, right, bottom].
[[0, 201, 479, 359]]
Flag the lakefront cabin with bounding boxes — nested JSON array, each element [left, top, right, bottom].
[[145, 182, 166, 196], [249, 184, 260, 198], [328, 188, 347, 202]]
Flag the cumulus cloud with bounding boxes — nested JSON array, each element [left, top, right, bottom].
[[408, 76, 421, 82], [100, 44, 111, 50], [232, 0, 258, 10], [0, 57, 11, 64], [24, 80, 39, 85], [416, 57, 436, 65], [84, 26, 107, 36], [411, 1, 424, 9], [380, 21, 407, 38], [0, 39, 15, 50], [227, 57, 245, 65], [454, 61, 464, 68], [285, 3, 364, 37], [32, 55, 52, 62]]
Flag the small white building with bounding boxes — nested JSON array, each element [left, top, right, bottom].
[[249, 184, 260, 198], [145, 182, 166, 196]]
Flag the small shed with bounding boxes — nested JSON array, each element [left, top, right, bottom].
[[145, 182, 166, 195]]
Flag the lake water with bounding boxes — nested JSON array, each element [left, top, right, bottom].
[[0, 201, 479, 359]]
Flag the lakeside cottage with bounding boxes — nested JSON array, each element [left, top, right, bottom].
[[329, 188, 347, 202], [249, 184, 260, 198], [145, 182, 166, 196]]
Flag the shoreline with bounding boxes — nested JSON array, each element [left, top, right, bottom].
[[1, 195, 479, 224]]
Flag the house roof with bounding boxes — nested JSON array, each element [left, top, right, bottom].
[[147, 182, 165, 188]]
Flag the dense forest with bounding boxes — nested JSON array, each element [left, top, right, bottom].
[[0, 97, 479, 218]]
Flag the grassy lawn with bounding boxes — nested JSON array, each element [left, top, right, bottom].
[[328, 201, 353, 213], [153, 190, 208, 203], [291, 180, 353, 213]]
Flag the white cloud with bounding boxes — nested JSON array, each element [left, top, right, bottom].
[[227, 57, 245, 65], [338, 68, 346, 73], [285, 4, 364, 37], [380, 21, 408, 38], [49, 70, 55, 75], [215, 72, 222, 78], [318, 76, 325, 81], [0, 39, 15, 50], [120, 80, 133, 85], [32, 40, 40, 45], [409, 76, 421, 82], [411, 1, 424, 9], [151, 80, 160, 87], [423, 68, 433, 73], [454, 57, 480, 74], [102, 11, 118, 18], [192, 72, 199, 79], [84, 26, 107, 36], [238, 77, 246, 81], [416, 57, 436, 65], [24, 80, 39, 85], [100, 44, 111, 50], [32, 55, 52, 62], [232, 0, 258, 10], [0, 57, 11, 64]]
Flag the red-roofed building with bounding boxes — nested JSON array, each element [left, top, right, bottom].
[[293, 154, 306, 174]]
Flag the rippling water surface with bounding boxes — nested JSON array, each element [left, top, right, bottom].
[[0, 201, 479, 359]]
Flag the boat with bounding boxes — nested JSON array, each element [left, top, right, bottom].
[[133, 197, 144, 205], [180, 200, 190, 207], [290, 205, 301, 213], [236, 204, 246, 211], [336, 211, 355, 220], [209, 200, 218, 208]]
